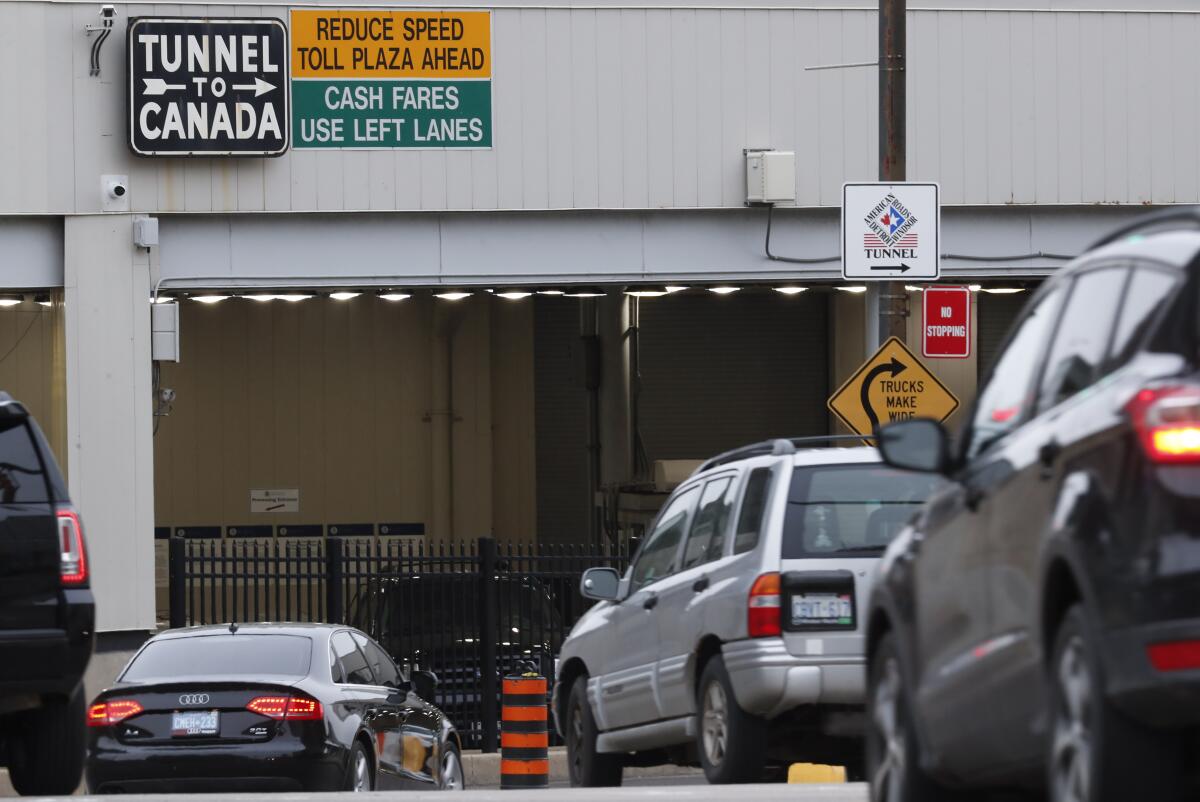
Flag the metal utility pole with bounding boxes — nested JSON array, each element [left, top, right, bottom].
[[877, 0, 908, 342]]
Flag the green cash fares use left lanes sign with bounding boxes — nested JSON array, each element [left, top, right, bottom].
[[292, 80, 491, 148], [290, 9, 492, 149]]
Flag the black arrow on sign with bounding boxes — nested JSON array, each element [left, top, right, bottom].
[[860, 357, 908, 431], [869, 263, 912, 273]]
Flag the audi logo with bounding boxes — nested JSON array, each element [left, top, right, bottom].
[[178, 693, 210, 706]]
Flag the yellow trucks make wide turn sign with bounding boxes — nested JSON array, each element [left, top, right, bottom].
[[827, 337, 959, 437]]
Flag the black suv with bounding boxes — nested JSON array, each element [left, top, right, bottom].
[[0, 393, 94, 795], [865, 210, 1200, 802]]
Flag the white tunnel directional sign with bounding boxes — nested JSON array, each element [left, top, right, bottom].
[[129, 18, 289, 156]]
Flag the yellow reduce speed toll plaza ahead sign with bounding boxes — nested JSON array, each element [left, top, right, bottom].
[[827, 337, 960, 437]]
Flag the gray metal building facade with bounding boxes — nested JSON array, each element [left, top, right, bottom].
[[0, 0, 1190, 632]]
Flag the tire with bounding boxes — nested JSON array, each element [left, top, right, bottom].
[[1047, 605, 1185, 802], [565, 678, 622, 787], [866, 633, 954, 802], [7, 686, 86, 796], [438, 741, 466, 790], [842, 751, 867, 783], [344, 740, 374, 792], [696, 655, 768, 784]]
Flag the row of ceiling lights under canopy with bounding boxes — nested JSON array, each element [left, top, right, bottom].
[[0, 294, 54, 307], [155, 286, 793, 304], [149, 284, 1027, 305], [834, 285, 1026, 294]]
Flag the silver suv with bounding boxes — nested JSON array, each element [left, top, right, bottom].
[[552, 437, 942, 785]]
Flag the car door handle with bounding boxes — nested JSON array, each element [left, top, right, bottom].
[[1039, 440, 1062, 473], [692, 576, 710, 593], [904, 531, 925, 559], [965, 484, 985, 511], [643, 594, 658, 610]]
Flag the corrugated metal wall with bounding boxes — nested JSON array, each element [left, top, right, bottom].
[[533, 297, 590, 543], [1, 3, 1197, 214], [533, 290, 830, 543], [0, 297, 66, 466], [153, 294, 537, 540], [977, 291, 1031, 379], [638, 291, 829, 461]]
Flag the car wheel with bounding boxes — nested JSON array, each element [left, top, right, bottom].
[[1048, 605, 1184, 802], [7, 686, 86, 796], [565, 678, 622, 787], [866, 633, 953, 802], [344, 741, 374, 792], [842, 752, 867, 783], [439, 742, 466, 790], [696, 655, 767, 784]]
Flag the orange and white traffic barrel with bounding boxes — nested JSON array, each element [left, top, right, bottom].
[[500, 674, 549, 789]]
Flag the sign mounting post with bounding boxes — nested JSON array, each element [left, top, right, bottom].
[[876, 0, 908, 347]]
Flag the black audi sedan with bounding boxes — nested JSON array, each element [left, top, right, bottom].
[[85, 623, 465, 793]]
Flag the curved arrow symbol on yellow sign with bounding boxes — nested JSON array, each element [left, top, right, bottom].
[[828, 337, 960, 438], [859, 357, 908, 430]]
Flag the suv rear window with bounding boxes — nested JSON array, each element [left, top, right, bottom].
[[0, 419, 52, 504], [781, 465, 942, 558], [121, 634, 313, 681]]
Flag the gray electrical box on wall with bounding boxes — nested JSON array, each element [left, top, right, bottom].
[[745, 150, 796, 204], [151, 302, 180, 362]]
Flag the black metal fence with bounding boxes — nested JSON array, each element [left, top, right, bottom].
[[167, 536, 630, 750]]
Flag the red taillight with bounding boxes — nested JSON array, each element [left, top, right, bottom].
[[748, 572, 782, 638], [1148, 640, 1200, 672], [246, 696, 289, 718], [246, 695, 323, 721], [58, 508, 88, 586], [87, 699, 144, 727], [284, 697, 324, 720], [1126, 386, 1200, 464]]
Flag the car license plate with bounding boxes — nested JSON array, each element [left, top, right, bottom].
[[791, 593, 853, 627], [171, 710, 219, 737]]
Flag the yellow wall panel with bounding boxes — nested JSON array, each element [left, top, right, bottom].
[[153, 295, 534, 542], [0, 297, 65, 466]]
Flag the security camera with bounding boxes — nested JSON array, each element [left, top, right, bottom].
[[159, 388, 176, 404], [100, 174, 129, 210]]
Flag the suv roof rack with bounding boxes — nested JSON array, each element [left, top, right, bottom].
[[1089, 208, 1200, 250], [695, 434, 875, 474]]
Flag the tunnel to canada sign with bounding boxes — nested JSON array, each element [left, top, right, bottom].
[[291, 9, 492, 149], [128, 18, 289, 156]]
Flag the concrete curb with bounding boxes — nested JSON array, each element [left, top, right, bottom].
[[0, 749, 704, 795], [461, 747, 704, 789]]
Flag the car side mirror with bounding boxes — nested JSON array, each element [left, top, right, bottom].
[[412, 669, 438, 700], [877, 418, 952, 474], [580, 567, 621, 601]]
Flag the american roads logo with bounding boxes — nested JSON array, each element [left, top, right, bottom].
[[863, 192, 918, 254]]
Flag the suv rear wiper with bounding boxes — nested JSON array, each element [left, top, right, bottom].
[[829, 546, 887, 556]]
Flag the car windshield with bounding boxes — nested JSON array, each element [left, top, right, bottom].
[[121, 634, 313, 682], [781, 463, 942, 558]]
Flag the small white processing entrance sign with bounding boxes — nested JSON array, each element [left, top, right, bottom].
[[250, 489, 300, 514]]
